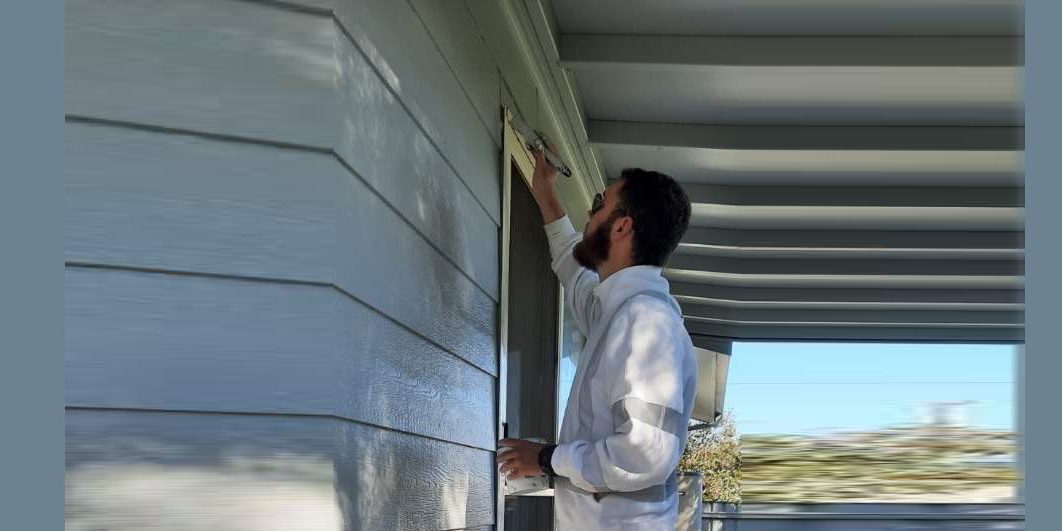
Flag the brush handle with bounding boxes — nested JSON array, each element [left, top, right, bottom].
[[526, 136, 573, 177]]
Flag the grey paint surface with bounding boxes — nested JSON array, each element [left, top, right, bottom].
[[664, 269, 1022, 291], [675, 243, 1023, 261], [686, 321, 1023, 342], [668, 283, 1024, 306], [553, 0, 1025, 341], [410, 0, 503, 145], [553, 0, 1023, 36], [66, 0, 501, 298], [560, 35, 1024, 68], [596, 144, 1024, 187], [65, 122, 497, 374], [684, 204, 1023, 231], [65, 267, 496, 450], [681, 305, 1023, 326], [574, 67, 1022, 126], [331, 28, 502, 288], [666, 255, 1023, 277], [66, 409, 494, 530], [66, 409, 341, 531], [332, 0, 501, 220], [681, 227, 1023, 250], [465, 0, 538, 126], [589, 121, 1024, 151], [672, 183, 1024, 208], [62, 0, 582, 528], [334, 419, 495, 529], [66, 0, 340, 148]]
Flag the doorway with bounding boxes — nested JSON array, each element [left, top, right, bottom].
[[498, 110, 561, 530]]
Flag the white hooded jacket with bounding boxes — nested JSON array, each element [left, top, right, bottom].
[[544, 216, 698, 531]]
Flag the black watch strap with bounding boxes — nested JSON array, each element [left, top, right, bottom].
[[538, 444, 558, 477]]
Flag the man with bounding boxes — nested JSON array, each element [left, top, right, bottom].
[[498, 148, 698, 530]]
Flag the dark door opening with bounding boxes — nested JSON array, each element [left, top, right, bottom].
[[503, 160, 560, 530]]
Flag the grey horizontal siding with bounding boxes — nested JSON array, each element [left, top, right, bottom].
[[333, 40, 500, 298], [66, 0, 507, 528], [332, 0, 501, 220], [65, 122, 497, 375], [409, 0, 503, 145], [335, 419, 495, 530], [67, 409, 493, 530], [465, 0, 538, 125], [337, 288, 496, 451], [64, 122, 337, 281], [66, 0, 339, 147], [66, 408, 339, 531], [65, 266, 496, 450], [71, 0, 503, 226], [66, 0, 500, 300]]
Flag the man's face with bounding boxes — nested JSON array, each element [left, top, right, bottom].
[[573, 182, 622, 272]]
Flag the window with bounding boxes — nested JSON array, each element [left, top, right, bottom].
[[556, 300, 583, 433]]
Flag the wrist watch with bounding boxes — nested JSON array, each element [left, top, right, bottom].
[[538, 444, 558, 477]]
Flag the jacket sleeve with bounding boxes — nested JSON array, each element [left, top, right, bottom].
[[543, 216, 599, 337], [550, 304, 688, 493]]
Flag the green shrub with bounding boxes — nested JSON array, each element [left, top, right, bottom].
[[679, 411, 742, 503]]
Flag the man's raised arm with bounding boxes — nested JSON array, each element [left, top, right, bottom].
[[529, 149, 599, 336]]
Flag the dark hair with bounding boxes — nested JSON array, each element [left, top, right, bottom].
[[615, 168, 691, 267]]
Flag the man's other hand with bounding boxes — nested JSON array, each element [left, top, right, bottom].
[[497, 438, 546, 480]]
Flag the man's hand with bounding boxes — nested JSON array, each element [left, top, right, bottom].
[[531, 148, 559, 196], [497, 438, 546, 481], [529, 148, 566, 224]]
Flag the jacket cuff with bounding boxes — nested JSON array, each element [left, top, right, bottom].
[[550, 441, 579, 480], [543, 215, 578, 258]]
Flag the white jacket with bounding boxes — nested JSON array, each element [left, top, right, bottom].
[[544, 216, 698, 531]]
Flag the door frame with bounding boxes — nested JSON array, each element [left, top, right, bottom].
[[497, 107, 563, 530]]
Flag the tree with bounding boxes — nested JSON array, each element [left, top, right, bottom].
[[679, 411, 742, 503]]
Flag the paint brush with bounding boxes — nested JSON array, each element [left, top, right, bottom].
[[508, 113, 573, 177]]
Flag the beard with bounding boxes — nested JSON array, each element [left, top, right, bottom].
[[573, 216, 613, 272]]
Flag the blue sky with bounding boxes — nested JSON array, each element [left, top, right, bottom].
[[726, 342, 1019, 435]]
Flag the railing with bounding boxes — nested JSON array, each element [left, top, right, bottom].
[[702, 502, 1025, 530]]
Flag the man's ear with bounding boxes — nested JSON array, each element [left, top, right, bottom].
[[612, 216, 634, 238]]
